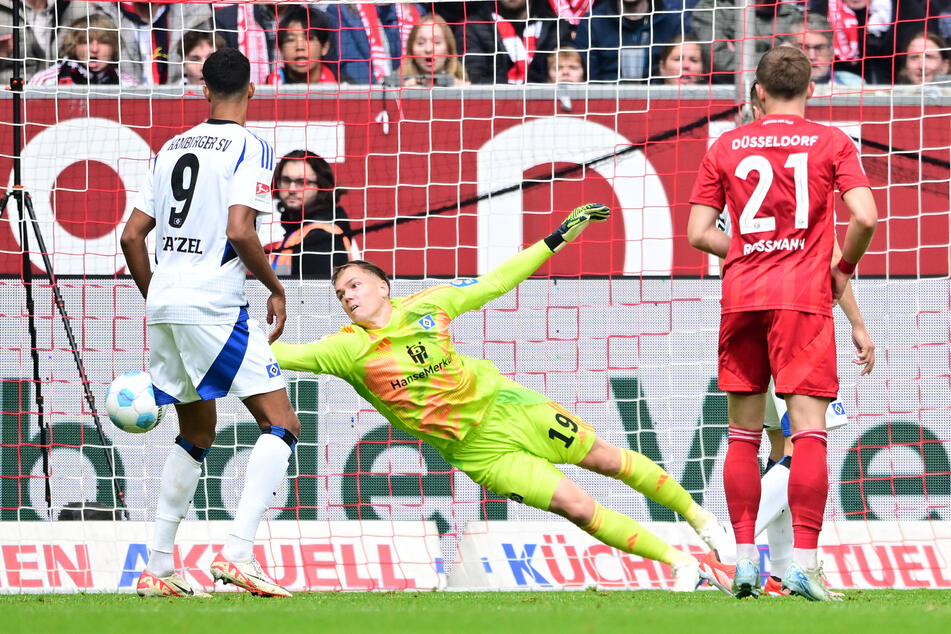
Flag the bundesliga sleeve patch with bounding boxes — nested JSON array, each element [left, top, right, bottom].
[[450, 278, 478, 287], [256, 182, 271, 195]]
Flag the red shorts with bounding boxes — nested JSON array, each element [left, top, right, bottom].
[[718, 310, 838, 398]]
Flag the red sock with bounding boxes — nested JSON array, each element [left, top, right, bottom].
[[788, 430, 828, 550], [724, 426, 762, 546]]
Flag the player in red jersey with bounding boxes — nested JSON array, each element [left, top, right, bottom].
[[687, 47, 878, 601]]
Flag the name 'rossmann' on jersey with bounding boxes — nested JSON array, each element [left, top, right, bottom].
[[743, 238, 807, 255]]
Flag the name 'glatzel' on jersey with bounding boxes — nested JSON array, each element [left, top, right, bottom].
[[690, 114, 870, 316], [132, 119, 275, 324]]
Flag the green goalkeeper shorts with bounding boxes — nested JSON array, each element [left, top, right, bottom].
[[442, 378, 596, 511]]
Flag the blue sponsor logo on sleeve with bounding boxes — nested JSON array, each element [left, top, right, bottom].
[[418, 314, 436, 330], [450, 278, 478, 287], [266, 362, 281, 377]]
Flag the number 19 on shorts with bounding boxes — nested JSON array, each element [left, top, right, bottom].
[[549, 412, 579, 448]]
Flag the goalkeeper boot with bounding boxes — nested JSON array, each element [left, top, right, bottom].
[[136, 570, 212, 598], [695, 515, 734, 561], [696, 550, 735, 596], [732, 558, 761, 599], [210, 552, 291, 598], [762, 575, 790, 597], [670, 557, 702, 592], [782, 562, 842, 602]]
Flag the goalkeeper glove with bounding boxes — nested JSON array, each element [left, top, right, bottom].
[[544, 203, 611, 253]]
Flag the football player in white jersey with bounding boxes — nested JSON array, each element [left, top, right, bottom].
[[699, 82, 875, 597], [121, 48, 300, 598]]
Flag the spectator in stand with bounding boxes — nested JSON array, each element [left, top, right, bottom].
[[896, 31, 951, 85], [547, 45, 586, 82], [690, 0, 803, 82], [15, 0, 108, 81], [782, 12, 862, 87], [29, 14, 138, 86], [267, 6, 341, 85], [466, 0, 569, 84], [321, 3, 426, 85], [182, 30, 225, 86], [400, 13, 468, 86], [656, 33, 709, 84], [59, 2, 215, 86], [268, 151, 355, 278], [574, 0, 681, 83], [807, 0, 895, 85]]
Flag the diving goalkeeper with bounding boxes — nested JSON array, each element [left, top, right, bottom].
[[272, 203, 733, 591]]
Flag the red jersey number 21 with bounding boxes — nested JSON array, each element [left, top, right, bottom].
[[735, 153, 809, 235]]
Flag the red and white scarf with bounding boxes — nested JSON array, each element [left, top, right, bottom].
[[395, 3, 421, 60], [355, 3, 420, 82], [213, 3, 269, 84], [827, 0, 893, 61], [494, 14, 543, 85], [547, 0, 592, 26]]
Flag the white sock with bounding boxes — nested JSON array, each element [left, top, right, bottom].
[[766, 508, 793, 578], [793, 547, 818, 570], [147, 445, 202, 577], [737, 543, 759, 561], [755, 460, 790, 537], [222, 433, 291, 562]]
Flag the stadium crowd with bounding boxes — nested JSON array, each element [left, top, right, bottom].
[[0, 1, 948, 90]]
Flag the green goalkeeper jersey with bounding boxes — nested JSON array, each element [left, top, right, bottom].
[[271, 241, 555, 453]]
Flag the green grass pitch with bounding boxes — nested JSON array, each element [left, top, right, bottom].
[[2, 590, 950, 634]]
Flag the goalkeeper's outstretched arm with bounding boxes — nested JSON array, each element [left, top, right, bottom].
[[449, 204, 611, 316]]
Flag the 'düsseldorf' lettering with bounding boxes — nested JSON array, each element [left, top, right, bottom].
[[731, 134, 819, 150]]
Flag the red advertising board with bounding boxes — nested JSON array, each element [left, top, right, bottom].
[[1, 94, 947, 277]]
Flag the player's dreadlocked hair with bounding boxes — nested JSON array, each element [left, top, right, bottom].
[[202, 48, 250, 98]]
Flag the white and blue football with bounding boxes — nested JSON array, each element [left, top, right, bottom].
[[105, 371, 166, 433]]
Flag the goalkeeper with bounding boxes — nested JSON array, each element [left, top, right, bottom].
[[273, 204, 733, 590]]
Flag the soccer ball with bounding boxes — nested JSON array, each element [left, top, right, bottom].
[[106, 371, 166, 433]]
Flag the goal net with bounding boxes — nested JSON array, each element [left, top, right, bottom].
[[0, 0, 948, 591]]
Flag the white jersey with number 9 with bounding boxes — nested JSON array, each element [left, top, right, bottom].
[[133, 120, 275, 325]]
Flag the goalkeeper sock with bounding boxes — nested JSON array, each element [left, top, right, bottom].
[[613, 449, 694, 520], [788, 430, 828, 551], [147, 443, 203, 577], [766, 507, 794, 578], [222, 431, 292, 562], [723, 426, 762, 551], [754, 456, 791, 537], [581, 502, 689, 566]]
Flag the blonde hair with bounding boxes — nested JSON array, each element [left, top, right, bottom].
[[60, 14, 120, 61], [400, 14, 466, 83], [547, 46, 584, 78]]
